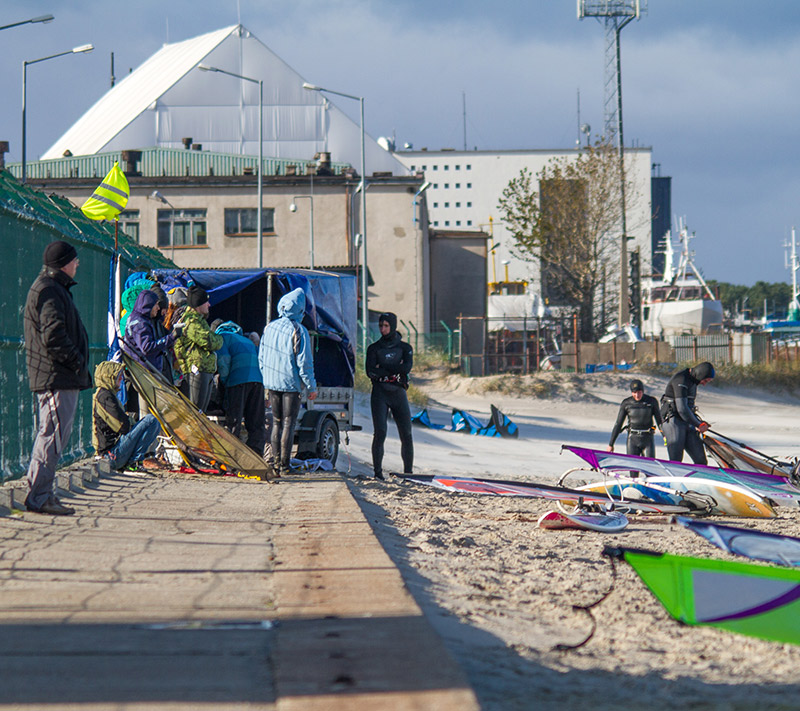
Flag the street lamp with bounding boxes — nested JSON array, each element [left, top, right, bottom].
[[303, 81, 369, 352], [1, 14, 54, 31], [413, 180, 431, 224], [22, 43, 93, 183], [198, 63, 264, 267], [148, 190, 176, 263], [289, 196, 315, 269]]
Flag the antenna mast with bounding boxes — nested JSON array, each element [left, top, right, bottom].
[[578, 0, 646, 327]]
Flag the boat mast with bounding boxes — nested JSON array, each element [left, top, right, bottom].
[[788, 226, 800, 319]]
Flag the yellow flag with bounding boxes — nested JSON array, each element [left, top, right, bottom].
[[81, 161, 129, 221]]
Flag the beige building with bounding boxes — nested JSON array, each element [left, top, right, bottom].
[[16, 148, 431, 333]]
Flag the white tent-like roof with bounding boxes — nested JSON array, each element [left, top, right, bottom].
[[43, 25, 406, 176]]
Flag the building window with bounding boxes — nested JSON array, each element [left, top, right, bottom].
[[119, 210, 139, 243], [422, 165, 427, 170], [466, 164, 472, 170], [433, 165, 438, 170], [433, 202, 439, 208], [444, 183, 449, 189], [456, 202, 461, 208], [455, 183, 460, 189], [444, 165, 449, 171], [433, 220, 439, 226], [224, 207, 274, 236], [467, 201, 472, 208], [456, 220, 461, 226], [444, 220, 450, 226], [157, 208, 207, 248], [444, 202, 450, 208], [467, 183, 472, 188], [467, 220, 472, 226], [410, 165, 415, 170], [433, 183, 438, 189], [455, 165, 460, 170]]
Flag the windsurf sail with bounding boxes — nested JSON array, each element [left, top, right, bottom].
[[563, 445, 800, 507], [122, 354, 272, 480], [410, 409, 446, 430], [412, 406, 519, 438], [603, 546, 800, 646], [676, 517, 800, 567], [703, 432, 794, 478], [396, 474, 691, 514]]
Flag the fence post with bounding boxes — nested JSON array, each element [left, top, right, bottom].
[[728, 334, 733, 364], [654, 338, 658, 365], [536, 319, 541, 371], [573, 313, 579, 373], [522, 316, 528, 374], [439, 320, 453, 361], [612, 339, 617, 371], [693, 337, 698, 362]]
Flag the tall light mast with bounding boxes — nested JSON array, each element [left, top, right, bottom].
[[578, 0, 646, 327]]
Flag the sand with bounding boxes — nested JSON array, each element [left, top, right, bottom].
[[340, 371, 800, 710]]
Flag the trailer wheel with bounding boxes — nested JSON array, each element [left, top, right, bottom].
[[317, 418, 339, 466]]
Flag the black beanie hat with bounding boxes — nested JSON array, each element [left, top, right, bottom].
[[187, 285, 209, 308], [151, 285, 168, 310], [378, 312, 397, 333], [630, 379, 644, 392], [691, 362, 715, 381], [43, 240, 78, 269]]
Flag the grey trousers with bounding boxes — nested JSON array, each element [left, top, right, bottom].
[[188, 372, 214, 413], [27, 389, 79, 509]]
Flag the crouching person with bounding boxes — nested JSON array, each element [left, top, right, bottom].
[[93, 361, 161, 471]]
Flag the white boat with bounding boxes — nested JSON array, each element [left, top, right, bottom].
[[641, 222, 723, 338]]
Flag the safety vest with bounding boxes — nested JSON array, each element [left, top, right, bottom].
[[80, 162, 129, 221]]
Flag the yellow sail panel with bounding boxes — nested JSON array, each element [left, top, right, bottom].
[[122, 354, 273, 480]]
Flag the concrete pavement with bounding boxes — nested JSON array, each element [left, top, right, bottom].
[[0, 467, 478, 710]]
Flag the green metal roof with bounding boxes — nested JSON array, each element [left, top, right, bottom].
[[0, 168, 173, 267], [6, 147, 351, 181]]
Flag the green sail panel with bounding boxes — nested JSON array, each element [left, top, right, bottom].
[[605, 547, 800, 645]]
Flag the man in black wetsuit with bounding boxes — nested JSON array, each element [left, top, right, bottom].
[[660, 362, 715, 464], [366, 312, 414, 480], [608, 379, 663, 457]]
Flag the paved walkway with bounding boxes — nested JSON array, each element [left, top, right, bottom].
[[0, 468, 478, 710]]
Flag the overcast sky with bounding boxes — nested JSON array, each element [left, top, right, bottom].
[[3, 0, 800, 287]]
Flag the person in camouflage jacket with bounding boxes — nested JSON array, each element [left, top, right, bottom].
[[173, 286, 222, 412]]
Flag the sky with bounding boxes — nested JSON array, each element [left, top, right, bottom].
[[2, 0, 800, 287]]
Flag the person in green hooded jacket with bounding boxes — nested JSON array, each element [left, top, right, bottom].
[[173, 286, 223, 412]]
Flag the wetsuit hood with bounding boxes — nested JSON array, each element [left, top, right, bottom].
[[691, 362, 715, 382]]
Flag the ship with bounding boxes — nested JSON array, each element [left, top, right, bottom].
[[641, 222, 723, 339]]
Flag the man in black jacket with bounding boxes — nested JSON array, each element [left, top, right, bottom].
[[23, 241, 92, 515], [661, 362, 715, 464], [608, 379, 663, 457]]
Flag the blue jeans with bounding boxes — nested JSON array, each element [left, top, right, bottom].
[[107, 414, 160, 470]]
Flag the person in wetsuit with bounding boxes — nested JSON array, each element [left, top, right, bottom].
[[608, 379, 663, 457], [660, 361, 715, 464], [366, 312, 413, 480]]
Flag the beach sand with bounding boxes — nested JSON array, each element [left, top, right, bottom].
[[341, 371, 800, 710]]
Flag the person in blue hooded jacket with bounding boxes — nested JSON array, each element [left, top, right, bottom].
[[213, 320, 267, 456], [258, 288, 317, 476]]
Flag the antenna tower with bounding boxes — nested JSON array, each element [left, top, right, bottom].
[[578, 0, 646, 326]]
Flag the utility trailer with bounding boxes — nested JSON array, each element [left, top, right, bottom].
[[151, 267, 360, 465]]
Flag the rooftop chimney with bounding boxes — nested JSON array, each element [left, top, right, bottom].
[[0, 141, 8, 170], [182, 137, 192, 150], [121, 150, 142, 176]]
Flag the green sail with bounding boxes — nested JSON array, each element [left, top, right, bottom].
[[606, 547, 800, 645]]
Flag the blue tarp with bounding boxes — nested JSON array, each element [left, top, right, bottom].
[[150, 268, 357, 388]]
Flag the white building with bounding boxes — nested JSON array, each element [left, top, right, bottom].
[[392, 147, 654, 297]]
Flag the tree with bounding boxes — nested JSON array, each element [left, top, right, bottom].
[[497, 139, 635, 341]]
